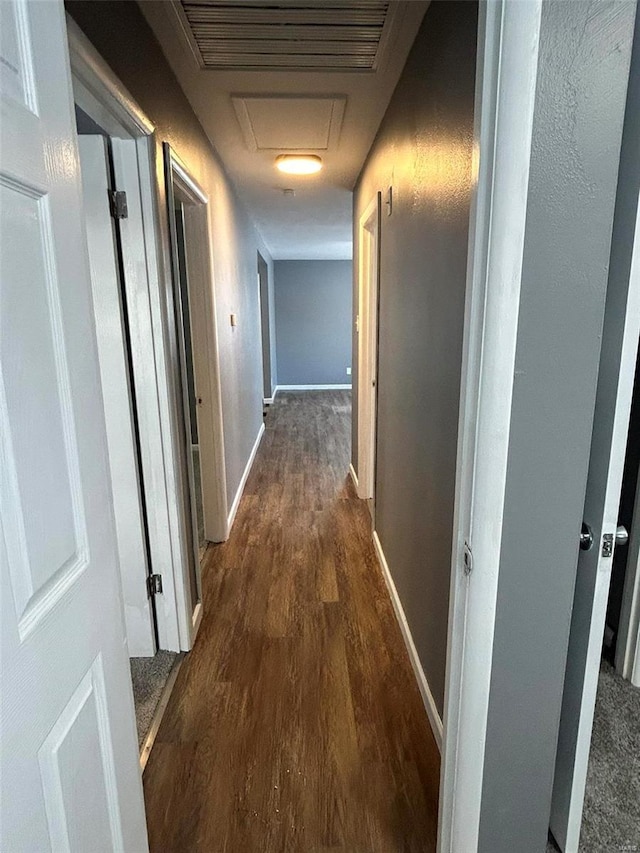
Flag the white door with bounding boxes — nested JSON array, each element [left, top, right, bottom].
[[0, 2, 148, 850], [356, 193, 380, 512], [550, 151, 640, 850], [78, 135, 156, 657]]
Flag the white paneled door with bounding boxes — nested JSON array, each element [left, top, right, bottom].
[[0, 1, 148, 850]]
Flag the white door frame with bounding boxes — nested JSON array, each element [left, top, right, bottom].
[[66, 16, 206, 652], [356, 193, 380, 503], [164, 146, 228, 644], [181, 189, 229, 545], [437, 2, 543, 850]]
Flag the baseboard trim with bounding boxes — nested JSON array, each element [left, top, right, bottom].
[[349, 463, 359, 490], [372, 530, 444, 750], [275, 384, 352, 391], [227, 423, 265, 536]]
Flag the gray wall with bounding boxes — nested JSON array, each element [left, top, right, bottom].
[[66, 0, 273, 511], [353, 0, 478, 715], [478, 2, 636, 850], [274, 260, 352, 386]]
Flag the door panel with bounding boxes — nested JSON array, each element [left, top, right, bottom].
[[78, 135, 155, 657], [0, 1, 148, 849], [550, 46, 640, 847]]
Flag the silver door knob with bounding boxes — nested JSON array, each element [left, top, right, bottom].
[[580, 523, 593, 551], [616, 525, 629, 547]]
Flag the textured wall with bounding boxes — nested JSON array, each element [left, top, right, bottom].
[[478, 2, 636, 850], [66, 0, 272, 511], [353, 0, 478, 714], [274, 260, 352, 386]]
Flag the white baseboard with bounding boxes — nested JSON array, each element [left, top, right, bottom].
[[227, 423, 265, 536], [372, 530, 444, 750], [275, 384, 352, 391], [349, 463, 359, 489]]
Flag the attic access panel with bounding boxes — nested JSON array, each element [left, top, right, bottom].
[[177, 0, 398, 71]]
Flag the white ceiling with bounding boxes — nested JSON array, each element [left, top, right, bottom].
[[140, 1, 428, 259]]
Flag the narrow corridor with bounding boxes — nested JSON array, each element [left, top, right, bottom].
[[143, 391, 440, 852]]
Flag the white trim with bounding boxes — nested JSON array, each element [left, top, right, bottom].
[[349, 463, 359, 490], [356, 194, 380, 503], [227, 423, 265, 535], [438, 3, 543, 852], [263, 397, 274, 405], [275, 384, 352, 391], [372, 531, 443, 749], [171, 153, 208, 205], [66, 16, 152, 139]]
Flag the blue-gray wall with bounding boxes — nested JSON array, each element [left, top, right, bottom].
[[353, 0, 478, 716], [274, 260, 352, 386]]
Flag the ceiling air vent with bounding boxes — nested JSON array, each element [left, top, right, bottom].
[[177, 1, 396, 71]]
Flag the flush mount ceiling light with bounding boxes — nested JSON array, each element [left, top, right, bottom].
[[275, 154, 323, 176]]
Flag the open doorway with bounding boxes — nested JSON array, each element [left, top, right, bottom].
[[355, 193, 380, 518], [548, 21, 640, 843], [74, 108, 181, 764], [164, 143, 228, 556], [549, 348, 640, 853], [257, 251, 274, 406]]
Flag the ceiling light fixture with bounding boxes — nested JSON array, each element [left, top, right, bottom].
[[275, 154, 323, 175]]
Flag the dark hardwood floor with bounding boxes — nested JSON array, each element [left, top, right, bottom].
[[143, 391, 440, 852]]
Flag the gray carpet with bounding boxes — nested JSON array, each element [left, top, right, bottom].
[[547, 660, 640, 852], [130, 651, 178, 748]]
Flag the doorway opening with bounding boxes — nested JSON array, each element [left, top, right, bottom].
[[355, 193, 380, 518], [574, 348, 640, 849], [548, 26, 640, 843], [257, 251, 274, 406], [74, 107, 181, 763], [548, 348, 640, 853]]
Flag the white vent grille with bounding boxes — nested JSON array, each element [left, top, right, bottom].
[[179, 1, 394, 71]]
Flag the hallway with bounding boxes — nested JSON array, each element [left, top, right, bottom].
[[142, 391, 440, 852]]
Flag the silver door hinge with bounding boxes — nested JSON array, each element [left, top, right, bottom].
[[108, 190, 128, 219], [463, 541, 473, 575], [147, 573, 163, 596]]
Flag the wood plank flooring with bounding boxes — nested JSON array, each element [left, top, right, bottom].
[[143, 391, 440, 852]]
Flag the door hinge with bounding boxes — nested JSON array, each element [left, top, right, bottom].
[[463, 541, 473, 575], [147, 573, 163, 596], [108, 190, 128, 220]]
